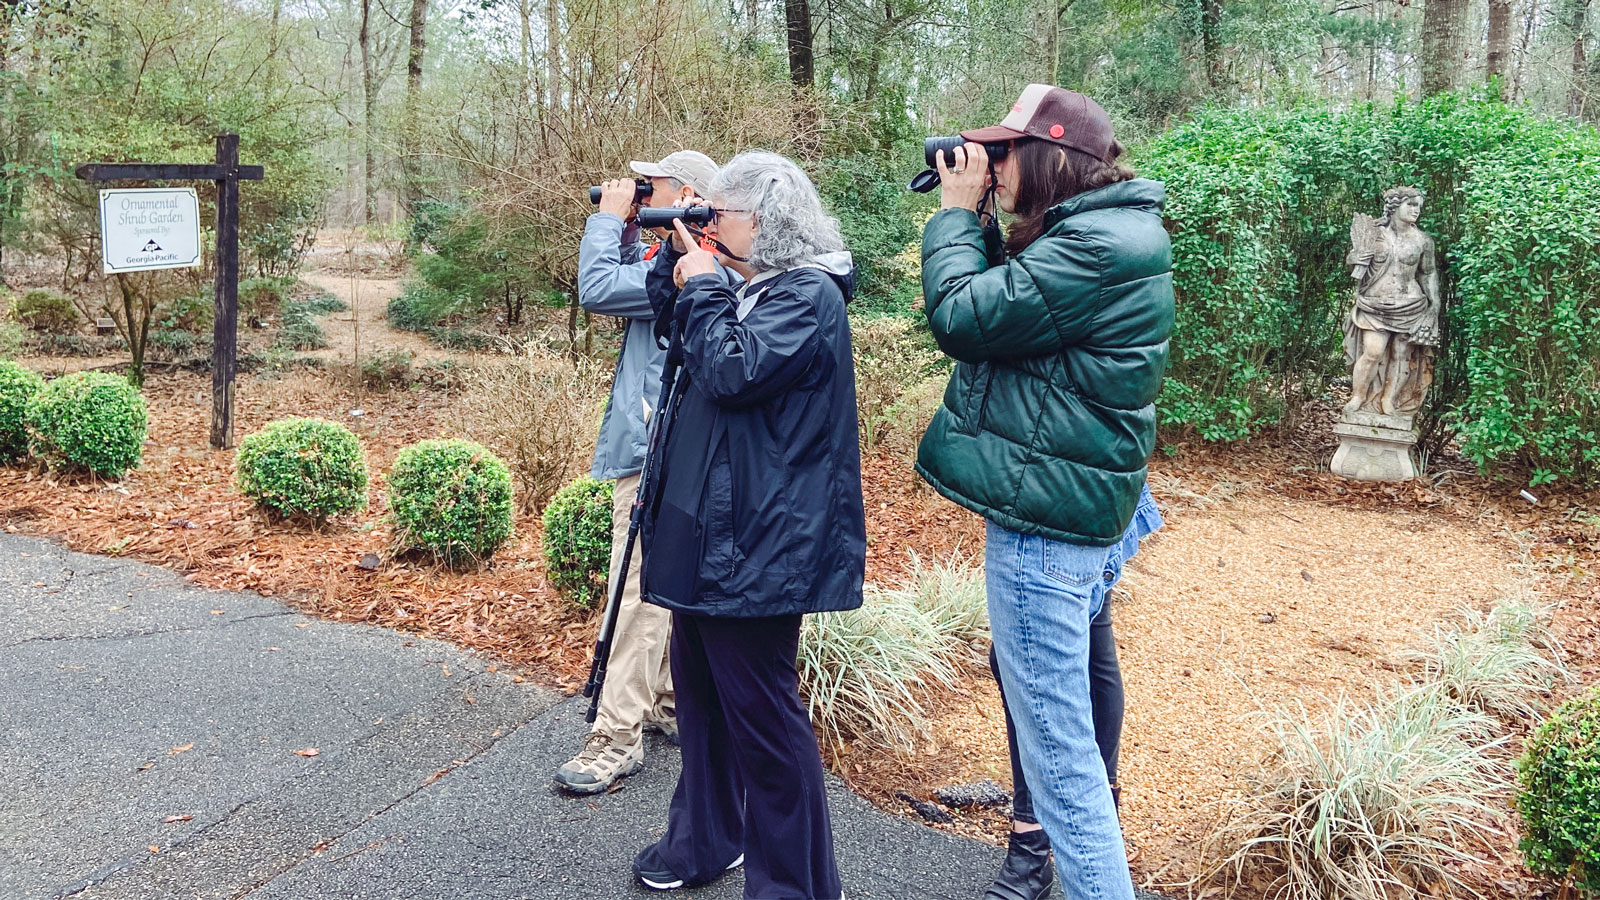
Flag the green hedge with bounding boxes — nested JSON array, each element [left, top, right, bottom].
[[388, 438, 514, 567], [541, 477, 614, 611], [0, 360, 44, 462], [1518, 686, 1600, 895], [1139, 91, 1600, 481], [236, 418, 368, 523], [25, 372, 148, 478]]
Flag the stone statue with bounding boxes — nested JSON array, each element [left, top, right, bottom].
[[1342, 186, 1440, 417], [1331, 187, 1440, 481]]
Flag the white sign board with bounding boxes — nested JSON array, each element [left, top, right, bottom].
[[98, 188, 203, 274]]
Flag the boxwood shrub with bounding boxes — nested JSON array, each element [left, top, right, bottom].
[[25, 372, 147, 478], [388, 438, 514, 567], [236, 418, 368, 523], [541, 477, 613, 610], [0, 360, 44, 462], [1518, 686, 1600, 895]]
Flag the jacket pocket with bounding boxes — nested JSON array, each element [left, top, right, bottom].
[[1040, 537, 1108, 588], [699, 438, 738, 573]]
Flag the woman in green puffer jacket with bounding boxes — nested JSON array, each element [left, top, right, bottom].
[[915, 84, 1173, 900]]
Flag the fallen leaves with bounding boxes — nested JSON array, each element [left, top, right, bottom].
[[293, 747, 319, 758], [163, 814, 194, 824], [168, 743, 194, 756]]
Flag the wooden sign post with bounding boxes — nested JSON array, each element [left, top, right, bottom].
[[77, 134, 264, 449]]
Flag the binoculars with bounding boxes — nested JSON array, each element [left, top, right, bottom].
[[588, 178, 654, 205], [909, 136, 1011, 194], [636, 205, 716, 229]]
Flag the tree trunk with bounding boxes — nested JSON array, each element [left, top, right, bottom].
[[1201, 0, 1223, 89], [1515, 0, 1541, 101], [785, 0, 814, 87], [359, 0, 377, 223], [1487, 0, 1513, 97], [1571, 0, 1594, 118], [1421, 0, 1470, 96], [545, 0, 561, 116], [401, 0, 428, 213], [1042, 0, 1060, 84]]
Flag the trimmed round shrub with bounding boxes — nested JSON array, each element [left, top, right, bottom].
[[12, 289, 80, 333], [236, 418, 368, 523], [1518, 686, 1600, 895], [0, 360, 45, 462], [542, 477, 614, 610], [388, 439, 514, 567], [25, 372, 147, 478]]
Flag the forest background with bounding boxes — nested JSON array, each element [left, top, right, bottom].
[[3, 0, 1600, 483]]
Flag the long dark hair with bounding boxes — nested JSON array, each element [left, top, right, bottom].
[[1004, 137, 1136, 257]]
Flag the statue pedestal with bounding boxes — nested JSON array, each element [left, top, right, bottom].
[[1331, 411, 1419, 481]]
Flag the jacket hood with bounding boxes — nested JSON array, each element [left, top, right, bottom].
[[1043, 178, 1165, 232]]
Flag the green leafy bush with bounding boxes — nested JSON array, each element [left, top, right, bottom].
[[1139, 91, 1600, 479], [1518, 686, 1600, 894], [386, 284, 447, 333], [274, 298, 328, 351], [159, 289, 214, 334], [388, 438, 515, 567], [25, 372, 148, 478], [541, 477, 614, 610], [817, 154, 921, 315], [236, 418, 368, 523], [12, 289, 80, 333], [851, 315, 945, 451], [360, 349, 416, 391], [239, 276, 295, 324], [0, 360, 44, 462]]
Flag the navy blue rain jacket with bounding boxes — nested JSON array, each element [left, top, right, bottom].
[[639, 248, 867, 618]]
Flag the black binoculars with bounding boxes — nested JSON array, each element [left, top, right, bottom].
[[909, 136, 1010, 194], [589, 178, 654, 205], [636, 205, 716, 229]]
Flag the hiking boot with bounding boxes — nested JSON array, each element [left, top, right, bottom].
[[983, 827, 1054, 900], [643, 704, 679, 745], [553, 732, 643, 794], [632, 842, 744, 891]]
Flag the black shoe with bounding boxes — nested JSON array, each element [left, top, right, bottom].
[[632, 843, 744, 891], [983, 828, 1055, 900]]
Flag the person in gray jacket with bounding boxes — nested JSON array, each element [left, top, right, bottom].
[[555, 150, 721, 794]]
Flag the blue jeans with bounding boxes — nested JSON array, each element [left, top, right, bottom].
[[986, 519, 1133, 900]]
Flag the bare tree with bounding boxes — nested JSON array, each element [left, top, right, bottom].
[[1421, 0, 1470, 96], [401, 0, 428, 212], [1202, 0, 1224, 89], [1488, 0, 1513, 97], [1569, 0, 1595, 117], [786, 0, 814, 87]]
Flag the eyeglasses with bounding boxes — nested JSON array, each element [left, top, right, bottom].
[[711, 206, 753, 220]]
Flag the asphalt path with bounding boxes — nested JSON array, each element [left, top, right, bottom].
[[1, 533, 1165, 900]]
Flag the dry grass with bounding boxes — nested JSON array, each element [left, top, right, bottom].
[[457, 348, 606, 514]]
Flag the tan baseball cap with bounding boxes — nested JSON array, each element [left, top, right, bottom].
[[630, 150, 719, 198], [961, 84, 1114, 160]]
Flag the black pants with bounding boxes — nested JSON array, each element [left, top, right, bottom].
[[653, 612, 841, 900], [991, 596, 1122, 824]]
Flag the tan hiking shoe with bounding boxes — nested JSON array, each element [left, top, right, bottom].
[[554, 732, 643, 794], [643, 702, 678, 745]]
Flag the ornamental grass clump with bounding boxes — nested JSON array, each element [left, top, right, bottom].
[[388, 439, 514, 568], [0, 360, 44, 462], [236, 418, 368, 524], [1202, 685, 1506, 900], [875, 549, 988, 663], [1518, 686, 1600, 896], [25, 371, 148, 478], [1410, 602, 1568, 722], [798, 586, 958, 753], [541, 477, 613, 611]]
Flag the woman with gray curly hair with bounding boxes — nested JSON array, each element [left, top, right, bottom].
[[633, 150, 865, 899]]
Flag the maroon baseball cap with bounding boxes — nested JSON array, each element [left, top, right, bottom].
[[962, 84, 1114, 159]]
